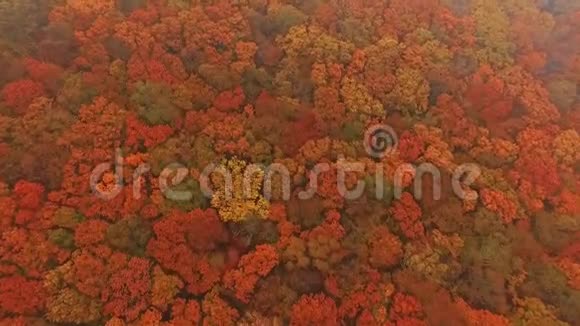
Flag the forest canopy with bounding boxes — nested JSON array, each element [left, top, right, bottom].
[[0, 0, 578, 325]]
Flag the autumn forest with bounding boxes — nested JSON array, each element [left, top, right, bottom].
[[0, 0, 579, 325]]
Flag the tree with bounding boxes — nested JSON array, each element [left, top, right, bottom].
[[130, 81, 181, 126], [223, 244, 279, 303], [367, 226, 403, 269], [151, 265, 183, 310], [202, 289, 239, 326], [105, 217, 151, 256], [290, 293, 338, 326], [102, 257, 151, 321], [210, 158, 270, 222], [389, 193, 425, 239], [147, 209, 229, 294], [45, 288, 102, 324], [0, 276, 45, 315], [1, 79, 46, 114]]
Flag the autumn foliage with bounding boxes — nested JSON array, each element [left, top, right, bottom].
[[0, 0, 578, 325]]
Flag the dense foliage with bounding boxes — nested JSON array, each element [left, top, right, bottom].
[[0, 0, 578, 325]]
